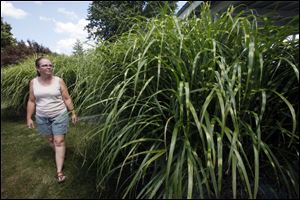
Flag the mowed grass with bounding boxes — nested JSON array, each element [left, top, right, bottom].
[[1, 110, 99, 199]]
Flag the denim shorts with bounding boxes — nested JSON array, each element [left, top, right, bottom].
[[35, 111, 69, 135]]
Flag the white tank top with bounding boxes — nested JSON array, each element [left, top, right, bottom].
[[33, 76, 67, 117]]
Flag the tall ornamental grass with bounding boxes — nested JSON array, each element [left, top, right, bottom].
[[1, 3, 298, 199], [80, 4, 299, 199], [1, 52, 111, 116]]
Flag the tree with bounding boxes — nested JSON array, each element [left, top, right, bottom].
[[86, 1, 144, 41], [26, 39, 51, 54], [72, 39, 84, 55], [142, 1, 178, 18], [1, 18, 52, 67], [86, 1, 177, 41], [1, 17, 16, 51], [1, 40, 52, 67]]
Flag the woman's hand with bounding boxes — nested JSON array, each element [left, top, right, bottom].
[[71, 113, 78, 125], [27, 119, 35, 129]]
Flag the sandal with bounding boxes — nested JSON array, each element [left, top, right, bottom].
[[56, 171, 66, 183]]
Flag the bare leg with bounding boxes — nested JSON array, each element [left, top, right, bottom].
[[53, 135, 66, 174], [45, 135, 55, 151]]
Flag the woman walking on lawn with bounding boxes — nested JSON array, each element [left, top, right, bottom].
[[26, 56, 77, 183]]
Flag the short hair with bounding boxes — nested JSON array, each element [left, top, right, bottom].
[[35, 56, 48, 67], [35, 57, 48, 76]]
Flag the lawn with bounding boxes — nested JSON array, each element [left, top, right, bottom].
[[1, 108, 99, 199]]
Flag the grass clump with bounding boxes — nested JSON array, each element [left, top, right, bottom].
[[1, 2, 298, 199], [80, 3, 298, 199]]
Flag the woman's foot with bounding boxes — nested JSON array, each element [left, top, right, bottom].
[[56, 171, 66, 183]]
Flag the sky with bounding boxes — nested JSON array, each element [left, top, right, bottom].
[[1, 1, 187, 56]]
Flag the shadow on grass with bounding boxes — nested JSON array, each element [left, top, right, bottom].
[[1, 106, 25, 122], [32, 145, 54, 162], [31, 144, 99, 199], [1, 107, 101, 198]]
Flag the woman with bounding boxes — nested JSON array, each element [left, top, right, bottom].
[[26, 57, 77, 183]]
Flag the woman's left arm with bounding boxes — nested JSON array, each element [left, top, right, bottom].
[[60, 78, 77, 124]]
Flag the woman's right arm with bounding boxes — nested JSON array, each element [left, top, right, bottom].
[[27, 80, 36, 128]]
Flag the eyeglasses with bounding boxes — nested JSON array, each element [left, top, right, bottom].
[[40, 64, 54, 68]]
